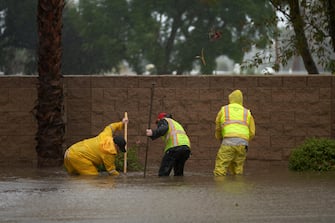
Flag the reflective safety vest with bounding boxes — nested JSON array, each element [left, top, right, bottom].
[[162, 118, 190, 152], [220, 104, 251, 141]]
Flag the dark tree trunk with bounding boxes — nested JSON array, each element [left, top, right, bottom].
[[288, 0, 319, 74], [326, 0, 335, 52], [35, 0, 65, 167], [161, 13, 182, 74]]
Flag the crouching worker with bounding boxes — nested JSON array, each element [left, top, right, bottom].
[[64, 117, 128, 176], [146, 112, 191, 177]]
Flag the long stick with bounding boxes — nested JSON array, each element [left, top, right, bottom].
[[144, 83, 155, 177], [123, 111, 128, 174]]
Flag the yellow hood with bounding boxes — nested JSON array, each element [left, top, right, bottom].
[[229, 90, 243, 106]]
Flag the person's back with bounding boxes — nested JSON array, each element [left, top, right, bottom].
[[162, 117, 190, 152], [214, 90, 255, 176]]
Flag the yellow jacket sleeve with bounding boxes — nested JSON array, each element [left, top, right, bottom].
[[109, 121, 124, 134], [98, 121, 124, 139], [215, 109, 223, 140], [102, 153, 119, 176]]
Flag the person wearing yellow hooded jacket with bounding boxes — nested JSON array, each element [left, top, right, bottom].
[[64, 117, 128, 176], [146, 112, 191, 176], [214, 90, 255, 176]]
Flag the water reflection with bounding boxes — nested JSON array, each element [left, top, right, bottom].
[[214, 175, 253, 194], [66, 175, 117, 189]]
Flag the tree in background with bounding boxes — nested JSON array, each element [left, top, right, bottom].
[[0, 0, 37, 74], [62, 0, 129, 75], [287, 0, 318, 74], [249, 0, 335, 74], [61, 1, 85, 75], [1, 0, 275, 75], [127, 0, 275, 74], [327, 0, 335, 53], [63, 0, 274, 74], [2, 0, 333, 75], [34, 0, 65, 167]]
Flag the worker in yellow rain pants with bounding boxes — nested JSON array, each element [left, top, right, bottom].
[[64, 117, 128, 176], [214, 90, 255, 176]]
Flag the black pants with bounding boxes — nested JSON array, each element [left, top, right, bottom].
[[158, 145, 191, 177]]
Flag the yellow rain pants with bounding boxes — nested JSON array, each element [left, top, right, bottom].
[[64, 147, 99, 175], [213, 144, 246, 176]]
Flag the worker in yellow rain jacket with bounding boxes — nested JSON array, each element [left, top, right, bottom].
[[214, 89, 255, 176], [146, 112, 191, 176], [64, 117, 128, 176]]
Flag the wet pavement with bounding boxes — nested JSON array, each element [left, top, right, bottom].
[[1, 161, 335, 223]]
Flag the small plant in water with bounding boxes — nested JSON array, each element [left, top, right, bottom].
[[115, 145, 143, 171], [289, 137, 335, 171], [97, 146, 142, 172]]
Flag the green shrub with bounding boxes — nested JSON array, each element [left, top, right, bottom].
[[97, 146, 143, 172], [288, 137, 335, 171], [115, 146, 143, 171]]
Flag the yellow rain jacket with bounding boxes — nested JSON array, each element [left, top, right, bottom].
[[215, 90, 255, 141], [64, 121, 124, 176]]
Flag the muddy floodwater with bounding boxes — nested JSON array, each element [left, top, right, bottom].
[[1, 161, 335, 223]]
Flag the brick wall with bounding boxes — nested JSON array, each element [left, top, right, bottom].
[[1, 75, 334, 171]]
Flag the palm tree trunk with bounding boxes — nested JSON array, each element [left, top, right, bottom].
[[35, 0, 65, 167]]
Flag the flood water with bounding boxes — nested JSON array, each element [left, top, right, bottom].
[[1, 161, 335, 223]]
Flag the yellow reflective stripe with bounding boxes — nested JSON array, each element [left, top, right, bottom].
[[165, 130, 186, 142], [221, 105, 248, 127], [243, 108, 248, 123], [223, 120, 247, 126], [166, 119, 179, 146], [224, 105, 229, 121]]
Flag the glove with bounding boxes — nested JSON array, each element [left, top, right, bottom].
[[108, 169, 119, 176]]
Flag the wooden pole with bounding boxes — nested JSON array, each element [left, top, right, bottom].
[[123, 111, 128, 173]]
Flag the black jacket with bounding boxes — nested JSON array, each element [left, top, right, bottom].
[[150, 119, 169, 140]]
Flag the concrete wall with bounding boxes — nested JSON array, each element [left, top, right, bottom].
[[1, 75, 334, 171]]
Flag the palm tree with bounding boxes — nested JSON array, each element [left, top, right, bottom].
[[35, 0, 65, 167]]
